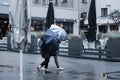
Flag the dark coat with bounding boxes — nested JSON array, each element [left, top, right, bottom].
[[40, 38, 59, 58], [49, 39, 59, 56]]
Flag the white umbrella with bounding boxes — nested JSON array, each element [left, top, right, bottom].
[[50, 24, 67, 41], [9, 0, 31, 80], [42, 24, 67, 44], [9, 0, 31, 49], [43, 29, 58, 44]]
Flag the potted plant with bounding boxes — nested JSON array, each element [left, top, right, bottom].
[[28, 31, 44, 53], [67, 34, 84, 56], [105, 32, 120, 58]]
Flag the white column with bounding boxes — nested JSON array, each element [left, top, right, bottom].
[[118, 24, 120, 32], [96, 24, 99, 40], [73, 19, 79, 35], [20, 49, 23, 80], [97, 24, 99, 34], [107, 25, 110, 33]]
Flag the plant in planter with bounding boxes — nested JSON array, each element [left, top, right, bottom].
[[29, 31, 44, 53], [105, 32, 120, 58], [67, 34, 84, 56], [67, 34, 81, 40]]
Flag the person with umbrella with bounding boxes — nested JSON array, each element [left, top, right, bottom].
[[37, 24, 67, 73], [37, 0, 66, 73]]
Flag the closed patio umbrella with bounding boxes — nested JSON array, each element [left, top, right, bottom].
[[9, 0, 31, 49], [45, 0, 55, 29], [42, 24, 67, 44], [9, 0, 31, 80], [87, 0, 97, 42]]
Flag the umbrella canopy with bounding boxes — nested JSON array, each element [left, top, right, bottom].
[[87, 0, 97, 42], [45, 1, 55, 29], [50, 24, 67, 40], [9, 0, 31, 49], [42, 24, 67, 44], [42, 29, 58, 44]]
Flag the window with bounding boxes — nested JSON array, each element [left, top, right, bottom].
[[55, 0, 58, 6], [62, 0, 67, 3], [34, 0, 39, 4], [33, 0, 41, 4], [56, 22, 73, 34], [82, 12, 87, 19], [82, 0, 87, 3], [101, 8, 108, 17], [80, 12, 87, 29]]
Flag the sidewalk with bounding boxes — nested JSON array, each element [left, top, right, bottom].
[[0, 51, 120, 80]]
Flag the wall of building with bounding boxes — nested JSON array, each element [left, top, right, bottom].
[[96, 0, 120, 18], [31, 5, 79, 34]]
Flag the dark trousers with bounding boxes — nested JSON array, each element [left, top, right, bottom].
[[40, 58, 50, 69]]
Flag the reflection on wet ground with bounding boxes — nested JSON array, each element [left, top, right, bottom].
[[0, 51, 120, 80], [101, 71, 120, 79], [0, 65, 14, 68]]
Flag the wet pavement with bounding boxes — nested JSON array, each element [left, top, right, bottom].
[[0, 51, 120, 80]]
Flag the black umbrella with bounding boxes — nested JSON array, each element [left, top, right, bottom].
[[86, 0, 97, 42], [45, 0, 54, 29]]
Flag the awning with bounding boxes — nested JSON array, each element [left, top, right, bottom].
[[32, 17, 74, 22], [85, 17, 114, 25]]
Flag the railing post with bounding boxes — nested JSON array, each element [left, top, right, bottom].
[[99, 47, 101, 59]]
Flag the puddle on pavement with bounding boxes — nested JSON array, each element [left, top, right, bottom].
[[68, 71, 95, 76], [28, 62, 35, 64], [0, 71, 3, 73], [67, 70, 96, 80]]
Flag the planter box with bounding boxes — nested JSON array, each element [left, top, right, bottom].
[[105, 39, 120, 58], [28, 35, 38, 53], [68, 39, 84, 56]]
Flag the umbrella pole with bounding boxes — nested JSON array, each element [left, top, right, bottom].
[[20, 49, 23, 80]]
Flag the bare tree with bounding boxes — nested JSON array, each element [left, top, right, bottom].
[[109, 10, 120, 24]]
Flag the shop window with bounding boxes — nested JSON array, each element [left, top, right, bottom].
[[42, 0, 47, 5], [31, 20, 45, 31], [82, 0, 87, 4], [80, 12, 87, 29], [61, 0, 67, 3], [110, 25, 118, 31], [55, 0, 58, 6], [34, 0, 39, 4], [56, 22, 73, 34], [99, 25, 107, 33]]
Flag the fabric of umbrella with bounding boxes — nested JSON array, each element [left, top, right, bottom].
[[42, 29, 58, 44], [42, 24, 67, 44], [50, 24, 67, 40], [9, 0, 31, 50], [87, 0, 97, 42], [45, 1, 55, 29]]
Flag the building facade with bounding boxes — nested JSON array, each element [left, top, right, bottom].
[[0, 0, 79, 35], [82, 0, 120, 34], [0, 0, 120, 37], [96, 0, 120, 34], [31, 0, 79, 34]]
